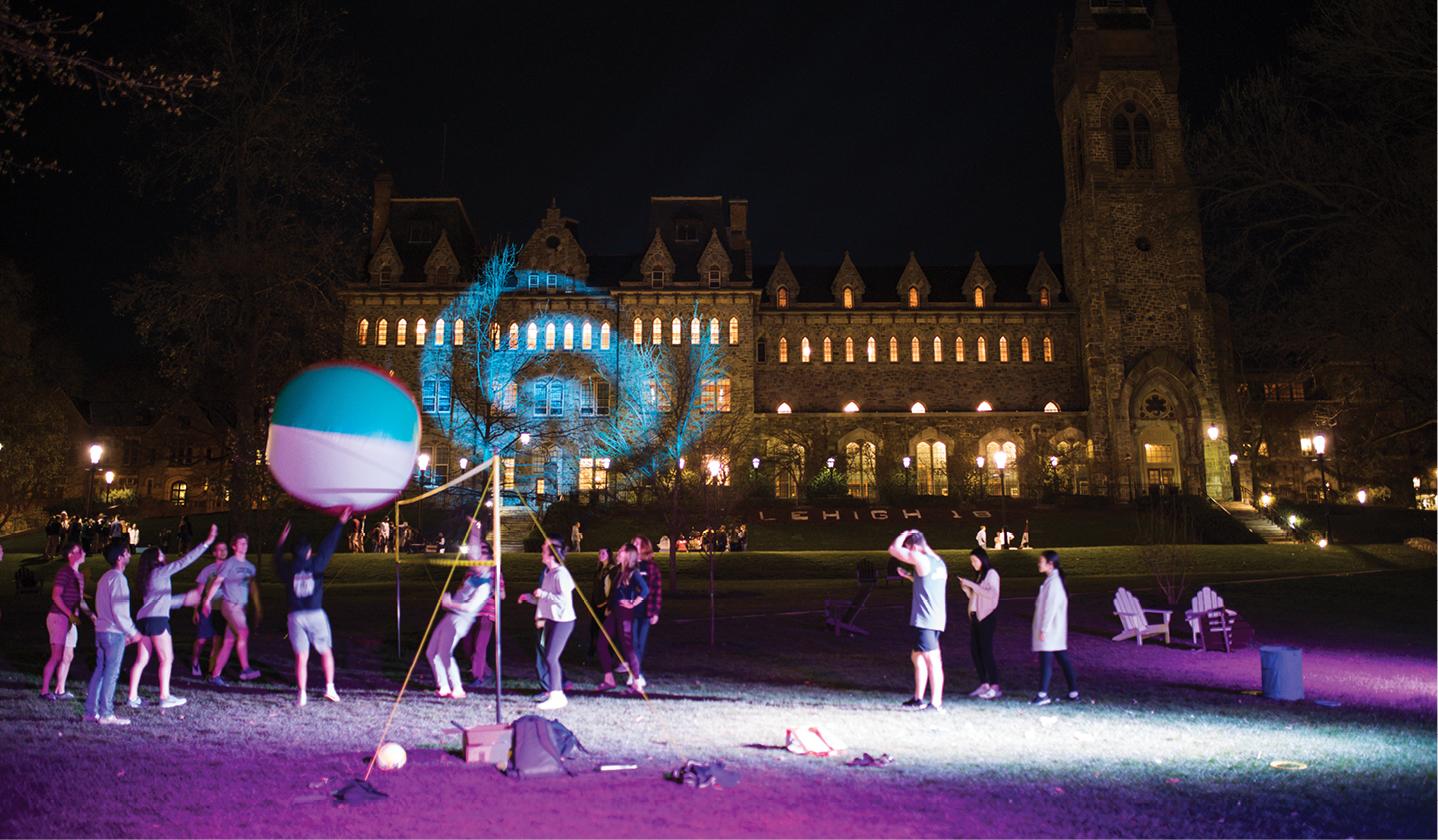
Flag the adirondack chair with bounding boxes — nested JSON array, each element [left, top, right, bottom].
[[1111, 587, 1172, 646], [1184, 586, 1225, 645], [825, 562, 877, 637]]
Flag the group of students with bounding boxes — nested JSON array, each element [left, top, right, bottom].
[[426, 530, 663, 711], [888, 529, 1079, 712], [38, 511, 353, 724]]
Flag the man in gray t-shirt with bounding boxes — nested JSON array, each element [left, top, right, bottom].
[[888, 529, 949, 712]]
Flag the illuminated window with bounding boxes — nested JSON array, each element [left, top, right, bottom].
[[776, 402, 792, 414], [932, 336, 942, 362], [690, 317, 701, 345], [1039, 287, 1051, 307], [1143, 443, 1175, 463], [974, 287, 985, 308], [822, 337, 832, 363], [454, 319, 464, 345], [778, 337, 788, 363], [652, 317, 662, 344], [559, 320, 573, 350], [701, 377, 732, 413], [910, 336, 920, 363], [422, 378, 452, 414], [1043, 335, 1053, 362], [377, 319, 388, 346], [1021, 336, 1031, 362], [526, 322, 537, 350], [889, 336, 899, 362], [578, 457, 609, 491], [600, 322, 610, 350], [1044, 401, 1060, 413], [777, 287, 789, 309], [955, 336, 964, 362], [396, 319, 408, 346], [842, 401, 859, 413], [414, 319, 427, 346], [976, 401, 992, 412], [998, 336, 1009, 362], [633, 318, 643, 345], [867, 337, 877, 363], [581, 321, 592, 350], [490, 323, 500, 350], [915, 440, 949, 496], [845, 440, 877, 499], [434, 319, 445, 346], [845, 337, 854, 363], [911, 402, 926, 413], [984, 440, 1019, 496], [170, 481, 188, 506], [977, 336, 987, 362], [672, 318, 682, 345], [728, 316, 739, 345], [508, 322, 518, 350], [842, 287, 854, 309], [800, 337, 811, 363], [908, 287, 919, 308], [545, 323, 556, 350], [709, 317, 720, 345], [357, 319, 369, 346]]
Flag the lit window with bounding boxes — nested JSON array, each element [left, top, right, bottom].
[[422, 378, 452, 414], [672, 318, 682, 345], [777, 287, 789, 309], [527, 322, 537, 350], [1044, 401, 1060, 413], [842, 287, 854, 309], [915, 440, 949, 496], [910, 336, 920, 363], [822, 337, 832, 363], [490, 323, 500, 350], [1043, 335, 1054, 362], [976, 401, 993, 412], [842, 401, 860, 413], [414, 318, 427, 346], [652, 317, 662, 344], [357, 319, 369, 346], [908, 287, 919, 308], [866, 337, 877, 363], [1143, 443, 1175, 463], [911, 402, 926, 413], [377, 319, 388, 346], [845, 440, 877, 499], [1039, 288, 1051, 307], [600, 322, 611, 350], [545, 323, 556, 351], [776, 402, 792, 414], [955, 336, 964, 362], [778, 337, 788, 363], [729, 317, 739, 345], [454, 319, 464, 345], [170, 481, 188, 506], [580, 377, 611, 416], [709, 317, 720, 345], [434, 319, 445, 346], [801, 337, 811, 363], [1021, 336, 1031, 362], [933, 336, 942, 362], [974, 287, 985, 308], [581, 322, 592, 350], [844, 337, 854, 363], [558, 321, 572, 351], [633, 318, 643, 345], [999, 336, 1009, 362], [396, 319, 408, 346], [977, 336, 987, 362], [508, 322, 518, 350], [691, 317, 701, 345], [578, 456, 609, 491], [889, 337, 899, 362], [708, 268, 722, 288], [701, 377, 732, 413]]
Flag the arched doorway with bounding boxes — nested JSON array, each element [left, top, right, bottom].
[[1137, 423, 1180, 496]]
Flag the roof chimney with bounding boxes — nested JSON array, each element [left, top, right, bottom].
[[370, 172, 394, 253]]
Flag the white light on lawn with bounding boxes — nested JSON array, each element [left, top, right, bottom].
[[1317, 538, 1328, 548]]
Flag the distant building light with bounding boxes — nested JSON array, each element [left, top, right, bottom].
[[776, 402, 792, 414], [910, 402, 926, 414], [976, 401, 993, 412], [842, 401, 859, 413]]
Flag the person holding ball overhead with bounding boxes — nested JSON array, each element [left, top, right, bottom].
[[276, 509, 349, 707], [888, 529, 948, 712]]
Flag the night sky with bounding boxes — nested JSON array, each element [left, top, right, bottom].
[[0, 1, 1306, 389]]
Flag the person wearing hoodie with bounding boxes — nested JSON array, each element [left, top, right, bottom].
[[275, 510, 349, 707]]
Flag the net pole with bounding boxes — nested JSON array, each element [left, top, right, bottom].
[[491, 454, 503, 725], [394, 502, 402, 659]]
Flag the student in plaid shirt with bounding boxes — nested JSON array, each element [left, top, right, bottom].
[[41, 543, 93, 700]]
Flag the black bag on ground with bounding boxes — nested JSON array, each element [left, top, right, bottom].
[[507, 715, 579, 779], [547, 718, 589, 759]]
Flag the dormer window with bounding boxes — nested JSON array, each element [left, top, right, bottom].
[[379, 265, 393, 284], [1039, 287, 1051, 307], [842, 288, 854, 310], [974, 287, 985, 308], [528, 273, 541, 289], [676, 222, 698, 243], [708, 268, 721, 289], [907, 287, 919, 309], [650, 269, 665, 288], [777, 287, 789, 309]]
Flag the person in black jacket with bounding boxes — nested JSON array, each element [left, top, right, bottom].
[[276, 508, 350, 707]]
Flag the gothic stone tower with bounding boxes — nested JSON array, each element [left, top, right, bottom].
[[1055, 0, 1232, 501]]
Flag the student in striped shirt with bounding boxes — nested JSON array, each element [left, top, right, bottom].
[[41, 543, 93, 700]]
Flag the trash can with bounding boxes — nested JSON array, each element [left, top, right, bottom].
[[1259, 645, 1304, 700]]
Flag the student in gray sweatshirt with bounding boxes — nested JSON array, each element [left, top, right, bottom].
[[86, 543, 144, 725], [127, 523, 217, 709]]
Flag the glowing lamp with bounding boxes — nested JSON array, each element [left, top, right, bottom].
[[1229, 453, 1238, 465], [976, 456, 986, 469], [458, 457, 468, 470], [1287, 514, 1298, 527], [104, 470, 115, 485], [902, 456, 912, 469], [1049, 456, 1059, 467], [1317, 538, 1328, 548], [678, 457, 686, 470], [1356, 489, 1367, 504], [1259, 492, 1273, 507], [1300, 437, 1312, 455], [993, 450, 1008, 470], [89, 444, 103, 465], [1413, 476, 1421, 490], [1312, 434, 1327, 456], [416, 453, 430, 472], [751, 457, 760, 470], [707, 459, 723, 480], [1207, 424, 1219, 442], [826, 457, 836, 469], [519, 432, 531, 447]]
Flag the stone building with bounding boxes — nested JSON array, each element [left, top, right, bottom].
[[339, 2, 1239, 505]]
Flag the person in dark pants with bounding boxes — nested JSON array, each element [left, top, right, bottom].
[[1031, 550, 1079, 706], [631, 535, 661, 683], [957, 547, 1002, 699], [517, 539, 576, 711], [585, 547, 615, 659], [594, 544, 648, 693]]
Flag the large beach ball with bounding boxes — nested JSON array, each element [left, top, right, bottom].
[[266, 363, 421, 512]]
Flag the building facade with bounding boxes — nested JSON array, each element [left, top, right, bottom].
[[340, 3, 1239, 505]]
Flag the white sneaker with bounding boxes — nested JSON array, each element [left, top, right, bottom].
[[323, 687, 341, 703], [159, 695, 187, 709], [980, 687, 1003, 700], [967, 684, 990, 698], [98, 715, 132, 726], [297, 694, 308, 707], [536, 692, 568, 710], [127, 697, 143, 709]]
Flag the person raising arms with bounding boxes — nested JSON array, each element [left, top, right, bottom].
[[888, 529, 948, 712]]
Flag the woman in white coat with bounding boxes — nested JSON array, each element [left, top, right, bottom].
[[1031, 549, 1079, 706]]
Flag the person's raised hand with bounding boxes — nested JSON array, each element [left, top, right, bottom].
[[279, 522, 292, 544], [338, 506, 353, 524], [207, 523, 219, 542]]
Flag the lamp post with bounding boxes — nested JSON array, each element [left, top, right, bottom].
[[103, 470, 115, 506], [902, 455, 913, 496], [1228, 452, 1241, 502], [992, 449, 1008, 549], [415, 452, 430, 550], [1312, 433, 1330, 545], [85, 443, 103, 517], [975, 455, 985, 501]]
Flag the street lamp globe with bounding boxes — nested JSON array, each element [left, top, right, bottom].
[[104, 470, 115, 485], [416, 453, 430, 471], [975, 456, 985, 469], [1357, 489, 1367, 504], [902, 456, 911, 469], [1412, 476, 1421, 490], [751, 457, 760, 470], [1312, 434, 1327, 456], [826, 457, 835, 469], [458, 457, 468, 471], [89, 444, 103, 465], [992, 450, 1008, 471], [518, 432, 531, 447], [1229, 453, 1238, 465], [1207, 424, 1220, 442]]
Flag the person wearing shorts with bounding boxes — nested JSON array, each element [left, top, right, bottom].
[[128, 524, 218, 709], [888, 529, 949, 712], [41, 543, 93, 700], [204, 534, 260, 684], [190, 544, 228, 678], [276, 509, 349, 707]]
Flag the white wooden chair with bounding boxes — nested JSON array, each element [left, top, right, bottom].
[[1184, 586, 1225, 645], [1111, 587, 1172, 646]]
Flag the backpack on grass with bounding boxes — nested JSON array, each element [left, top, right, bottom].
[[507, 715, 587, 779]]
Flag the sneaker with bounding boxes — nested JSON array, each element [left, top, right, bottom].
[[979, 687, 1003, 700], [927, 703, 947, 714], [595, 678, 617, 693], [531, 692, 551, 703], [536, 692, 568, 711], [97, 716, 132, 726], [1066, 691, 1081, 702], [52, 691, 75, 701], [900, 697, 929, 710], [615, 663, 629, 674], [208, 676, 229, 688], [451, 688, 466, 700], [239, 669, 261, 681], [967, 684, 990, 698], [297, 694, 308, 708], [127, 697, 143, 709], [1030, 694, 1052, 707], [159, 695, 187, 709], [39, 692, 53, 701], [191, 664, 202, 678], [435, 689, 452, 699], [323, 687, 340, 703]]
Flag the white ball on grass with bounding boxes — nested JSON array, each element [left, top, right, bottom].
[[375, 742, 407, 771]]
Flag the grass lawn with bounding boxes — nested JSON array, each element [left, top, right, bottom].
[[0, 542, 1432, 837]]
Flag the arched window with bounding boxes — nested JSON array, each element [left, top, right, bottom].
[[545, 322, 556, 351], [1111, 102, 1154, 170], [396, 319, 408, 346], [844, 337, 855, 363], [976, 400, 993, 412], [908, 287, 919, 308], [911, 402, 926, 413], [955, 336, 965, 362], [974, 287, 985, 308], [1044, 401, 1060, 413], [652, 317, 662, 345], [842, 287, 854, 309], [822, 337, 832, 363], [357, 319, 369, 346], [633, 317, 643, 345], [454, 319, 464, 346], [600, 322, 611, 350], [933, 336, 942, 362], [170, 480, 188, 506], [709, 317, 720, 345], [1133, 113, 1152, 168], [434, 319, 445, 346], [866, 337, 877, 363], [845, 440, 877, 500], [1043, 335, 1054, 362], [671, 318, 682, 345], [1039, 288, 1051, 307], [800, 337, 811, 363], [1021, 336, 1031, 362], [691, 317, 701, 345], [910, 336, 920, 363], [526, 322, 537, 350], [776, 402, 792, 414], [414, 319, 427, 346], [776, 287, 789, 309], [728, 317, 739, 345], [998, 336, 1009, 362], [842, 401, 860, 413], [889, 336, 899, 362], [508, 322, 519, 350], [778, 337, 789, 363], [489, 323, 499, 350], [563, 322, 574, 350], [376, 319, 388, 346], [916, 440, 949, 496], [581, 321, 592, 350], [976, 336, 987, 362]]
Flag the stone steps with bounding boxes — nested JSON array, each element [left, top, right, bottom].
[[1220, 501, 1299, 544]]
